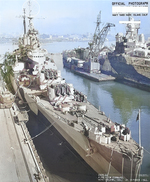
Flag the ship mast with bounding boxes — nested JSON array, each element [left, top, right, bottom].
[[23, 8, 26, 35], [28, 0, 34, 31]]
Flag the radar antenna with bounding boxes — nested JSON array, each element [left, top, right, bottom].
[[22, 0, 40, 31], [22, 0, 40, 18]]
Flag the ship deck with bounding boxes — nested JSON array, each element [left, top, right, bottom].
[[34, 93, 140, 157], [22, 82, 141, 159]]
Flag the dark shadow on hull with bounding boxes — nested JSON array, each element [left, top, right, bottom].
[[101, 55, 150, 91], [26, 110, 99, 182]]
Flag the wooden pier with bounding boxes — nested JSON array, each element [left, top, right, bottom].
[[0, 79, 49, 182], [0, 107, 49, 182]]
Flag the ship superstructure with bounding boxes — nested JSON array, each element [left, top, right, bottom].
[[7, 1, 144, 181], [115, 17, 147, 55], [100, 16, 150, 90], [14, 1, 58, 91]]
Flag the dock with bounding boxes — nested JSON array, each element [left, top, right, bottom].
[[0, 82, 49, 182], [0, 107, 49, 182], [49, 53, 115, 82], [74, 70, 115, 82]]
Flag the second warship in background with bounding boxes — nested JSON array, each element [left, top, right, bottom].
[[63, 11, 116, 82], [104, 17, 150, 90], [63, 14, 150, 90], [3, 1, 143, 181]]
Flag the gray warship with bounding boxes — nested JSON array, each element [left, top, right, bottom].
[[63, 15, 150, 91], [102, 17, 150, 90], [3, 1, 143, 181]]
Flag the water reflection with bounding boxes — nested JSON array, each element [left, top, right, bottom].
[[61, 68, 150, 176], [62, 69, 150, 125], [104, 83, 150, 125]]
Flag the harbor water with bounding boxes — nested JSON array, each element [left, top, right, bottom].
[[0, 42, 150, 181]]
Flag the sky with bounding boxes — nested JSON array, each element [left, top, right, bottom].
[[0, 0, 150, 37]]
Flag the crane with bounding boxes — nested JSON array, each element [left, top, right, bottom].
[[89, 11, 115, 57]]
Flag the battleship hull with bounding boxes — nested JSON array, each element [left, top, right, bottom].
[[100, 54, 150, 91], [23, 90, 142, 181], [10, 62, 143, 181], [24, 92, 120, 176], [91, 140, 141, 180]]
